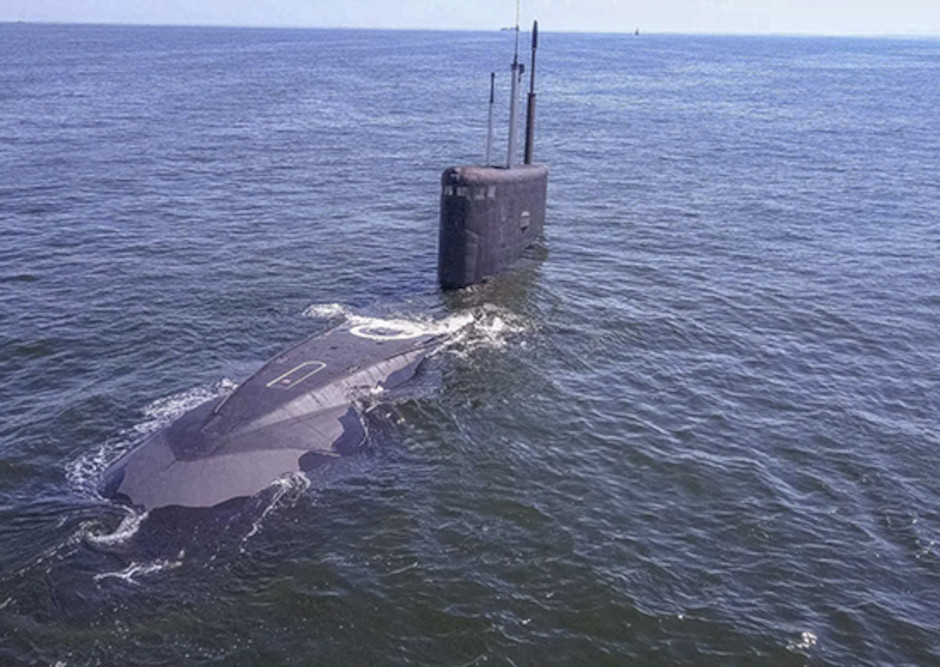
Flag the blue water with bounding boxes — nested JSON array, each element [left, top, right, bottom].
[[1, 24, 939, 665]]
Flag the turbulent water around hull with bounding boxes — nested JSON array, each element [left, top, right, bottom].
[[1, 25, 939, 667], [37, 304, 528, 561]]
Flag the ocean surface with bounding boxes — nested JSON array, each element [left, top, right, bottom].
[[1, 23, 938, 665]]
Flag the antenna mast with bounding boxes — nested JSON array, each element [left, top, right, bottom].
[[506, 0, 523, 168], [484, 72, 496, 165], [523, 20, 538, 164]]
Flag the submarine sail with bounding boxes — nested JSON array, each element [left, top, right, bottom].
[[437, 17, 549, 290]]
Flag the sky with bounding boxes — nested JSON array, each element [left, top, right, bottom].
[[1, 0, 939, 36]]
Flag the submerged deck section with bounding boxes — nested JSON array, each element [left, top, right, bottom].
[[99, 325, 438, 510]]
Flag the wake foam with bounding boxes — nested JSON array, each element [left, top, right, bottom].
[[303, 302, 350, 319], [93, 558, 182, 584], [83, 508, 150, 547], [239, 471, 312, 552], [302, 302, 529, 359]]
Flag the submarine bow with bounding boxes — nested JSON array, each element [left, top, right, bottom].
[[100, 324, 437, 510]]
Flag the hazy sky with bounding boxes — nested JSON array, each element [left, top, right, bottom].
[[2, 0, 939, 36]]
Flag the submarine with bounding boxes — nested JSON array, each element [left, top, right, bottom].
[[99, 17, 549, 511]]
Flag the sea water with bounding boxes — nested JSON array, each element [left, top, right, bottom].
[[1, 24, 938, 665]]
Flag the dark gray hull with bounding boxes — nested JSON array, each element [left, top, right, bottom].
[[438, 164, 548, 289], [100, 323, 437, 510]]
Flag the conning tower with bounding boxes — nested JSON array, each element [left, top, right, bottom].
[[438, 17, 548, 290]]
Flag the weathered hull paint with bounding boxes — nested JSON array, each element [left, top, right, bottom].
[[438, 164, 548, 289]]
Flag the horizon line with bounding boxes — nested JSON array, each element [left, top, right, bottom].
[[2, 19, 939, 39]]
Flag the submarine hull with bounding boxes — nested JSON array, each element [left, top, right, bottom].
[[438, 164, 548, 289], [100, 323, 437, 511]]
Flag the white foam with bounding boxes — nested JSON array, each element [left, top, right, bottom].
[[434, 304, 529, 359], [240, 471, 312, 552], [302, 302, 353, 319], [303, 302, 529, 359], [83, 509, 149, 547], [350, 321, 427, 341], [787, 631, 818, 652], [135, 377, 237, 435], [93, 559, 182, 584], [916, 538, 935, 559]]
